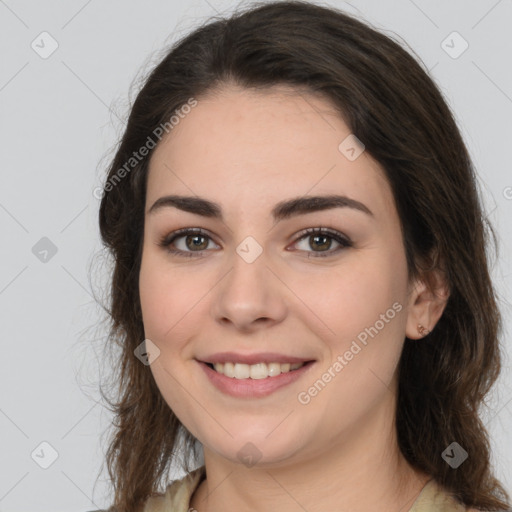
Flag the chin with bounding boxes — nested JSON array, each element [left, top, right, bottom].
[[204, 430, 306, 469]]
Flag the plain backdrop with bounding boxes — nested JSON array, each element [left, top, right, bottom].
[[1, 0, 511, 510]]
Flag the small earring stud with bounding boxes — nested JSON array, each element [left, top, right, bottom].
[[417, 324, 430, 336]]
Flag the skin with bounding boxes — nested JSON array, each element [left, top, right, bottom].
[[139, 84, 450, 512]]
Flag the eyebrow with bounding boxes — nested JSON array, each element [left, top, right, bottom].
[[148, 194, 373, 220]]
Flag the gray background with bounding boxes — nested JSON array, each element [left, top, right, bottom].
[[1, 0, 511, 510]]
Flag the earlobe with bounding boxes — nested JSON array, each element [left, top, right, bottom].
[[417, 324, 430, 336], [405, 270, 450, 340]]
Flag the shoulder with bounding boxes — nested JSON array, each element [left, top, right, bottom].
[[410, 479, 468, 512], [410, 480, 510, 512], [143, 466, 206, 512]]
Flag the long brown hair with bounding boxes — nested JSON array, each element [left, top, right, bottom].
[[96, 2, 511, 510]]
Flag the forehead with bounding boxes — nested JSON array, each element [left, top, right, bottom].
[[146, 85, 394, 219]]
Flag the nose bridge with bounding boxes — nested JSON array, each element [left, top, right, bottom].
[[235, 234, 265, 266], [225, 234, 269, 300], [211, 234, 287, 328]]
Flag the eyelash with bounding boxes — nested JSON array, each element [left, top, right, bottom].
[[158, 227, 352, 258]]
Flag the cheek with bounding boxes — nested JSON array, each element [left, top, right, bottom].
[[298, 246, 409, 399], [139, 251, 204, 428], [139, 250, 197, 350], [307, 252, 406, 338], [292, 251, 408, 428]]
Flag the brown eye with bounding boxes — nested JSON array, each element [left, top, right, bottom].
[[292, 228, 352, 257], [308, 233, 332, 251], [159, 228, 219, 257], [184, 234, 209, 251]]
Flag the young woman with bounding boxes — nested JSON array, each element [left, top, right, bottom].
[[96, 2, 511, 511]]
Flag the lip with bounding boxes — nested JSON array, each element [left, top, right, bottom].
[[198, 352, 314, 365], [197, 359, 316, 398]]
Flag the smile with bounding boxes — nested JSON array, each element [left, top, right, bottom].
[[198, 360, 316, 398], [208, 361, 306, 379]]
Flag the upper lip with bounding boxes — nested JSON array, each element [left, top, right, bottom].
[[198, 352, 315, 365]]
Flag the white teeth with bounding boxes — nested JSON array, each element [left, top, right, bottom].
[[250, 363, 268, 380], [267, 362, 281, 377], [234, 363, 250, 379], [223, 362, 235, 378], [211, 361, 306, 378]]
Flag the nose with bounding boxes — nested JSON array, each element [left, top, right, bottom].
[[211, 245, 288, 332]]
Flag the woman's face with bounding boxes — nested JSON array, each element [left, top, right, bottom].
[[139, 84, 422, 467]]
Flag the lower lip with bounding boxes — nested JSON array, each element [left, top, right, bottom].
[[197, 361, 316, 398]]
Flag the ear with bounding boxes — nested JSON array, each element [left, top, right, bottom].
[[405, 267, 450, 340]]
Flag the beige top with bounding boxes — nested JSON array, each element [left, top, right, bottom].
[[143, 466, 470, 511]]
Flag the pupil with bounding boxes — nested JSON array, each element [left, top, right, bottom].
[[312, 235, 330, 251], [188, 235, 207, 250]]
